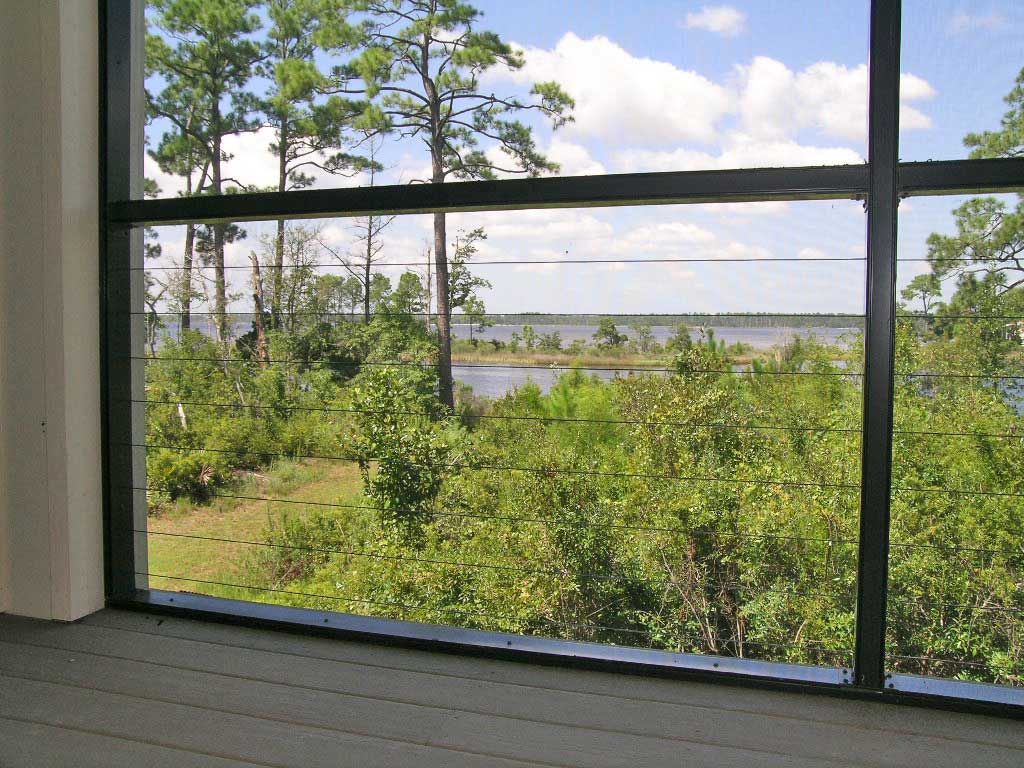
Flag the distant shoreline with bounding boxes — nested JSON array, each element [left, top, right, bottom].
[[454, 314, 864, 329], [148, 312, 865, 331]]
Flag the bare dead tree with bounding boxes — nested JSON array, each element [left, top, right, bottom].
[[248, 251, 269, 365]]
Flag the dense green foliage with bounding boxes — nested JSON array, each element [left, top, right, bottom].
[[146, 282, 1023, 682]]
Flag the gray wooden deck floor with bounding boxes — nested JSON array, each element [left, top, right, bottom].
[[0, 609, 1021, 767]]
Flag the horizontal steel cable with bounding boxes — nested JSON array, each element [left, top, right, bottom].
[[129, 442, 861, 490], [900, 371, 1024, 381], [115, 255, 1008, 272], [122, 255, 868, 271], [137, 397, 1022, 440], [125, 486, 857, 547], [137, 531, 1021, 614], [127, 310, 1024, 321], [129, 354, 864, 377], [127, 488, 1024, 559], [889, 485, 1024, 499], [886, 596, 1024, 615], [138, 529, 842, 592], [130, 353, 1024, 379], [128, 310, 868, 319], [129, 441, 1024, 497], [136, 398, 864, 435], [884, 654, 1002, 671], [133, 571, 854, 657]]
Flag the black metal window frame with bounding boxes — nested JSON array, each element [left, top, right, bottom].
[[100, 0, 1024, 717]]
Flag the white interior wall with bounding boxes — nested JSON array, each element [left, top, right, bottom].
[[0, 0, 104, 620]]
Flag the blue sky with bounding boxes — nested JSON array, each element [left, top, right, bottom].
[[145, 1, 1023, 315]]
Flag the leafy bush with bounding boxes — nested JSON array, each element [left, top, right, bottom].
[[148, 448, 230, 500]]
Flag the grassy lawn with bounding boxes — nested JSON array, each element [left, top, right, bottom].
[[146, 459, 364, 602]]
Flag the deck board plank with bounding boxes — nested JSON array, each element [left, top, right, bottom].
[[0, 641, 858, 768], [82, 609, 1024, 749], [0, 674, 550, 768], [0, 610, 1021, 768], [0, 717, 264, 768], [2, 617, 1023, 767]]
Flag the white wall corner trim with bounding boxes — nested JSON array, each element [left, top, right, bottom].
[[0, 0, 104, 620]]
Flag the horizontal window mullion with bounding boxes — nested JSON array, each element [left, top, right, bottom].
[[108, 165, 870, 226], [898, 158, 1024, 197], [108, 158, 1024, 227]]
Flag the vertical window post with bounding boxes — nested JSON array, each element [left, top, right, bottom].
[[102, 0, 146, 602], [855, 0, 901, 691]]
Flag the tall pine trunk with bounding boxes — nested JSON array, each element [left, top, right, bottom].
[[182, 224, 195, 332], [363, 215, 373, 324], [274, 218, 286, 329], [432, 206, 454, 409], [213, 227, 228, 341], [425, 45, 453, 409], [273, 114, 288, 330], [181, 149, 196, 332], [211, 105, 228, 343]]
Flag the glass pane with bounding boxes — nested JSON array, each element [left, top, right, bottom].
[[890, 193, 1024, 686], [141, 1, 870, 200], [900, 0, 1023, 161], [126, 200, 866, 669]]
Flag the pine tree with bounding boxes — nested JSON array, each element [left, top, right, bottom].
[[147, 0, 264, 341], [323, 0, 574, 407]]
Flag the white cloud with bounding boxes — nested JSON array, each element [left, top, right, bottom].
[[451, 209, 776, 272], [317, 222, 429, 266], [602, 219, 775, 264], [453, 208, 614, 246], [476, 138, 607, 179], [900, 73, 938, 101], [488, 37, 935, 167], [715, 241, 775, 260], [735, 58, 936, 144], [144, 154, 185, 198], [616, 221, 717, 254], [701, 200, 790, 216], [898, 73, 938, 133], [735, 57, 799, 140], [387, 152, 434, 185], [684, 5, 747, 37], [611, 137, 864, 173], [491, 33, 732, 146], [715, 135, 866, 167], [610, 147, 716, 173], [797, 247, 827, 260], [221, 128, 281, 190], [510, 248, 564, 274], [146, 127, 372, 197], [389, 138, 602, 183], [545, 139, 607, 176], [948, 11, 1009, 34], [793, 62, 868, 142]]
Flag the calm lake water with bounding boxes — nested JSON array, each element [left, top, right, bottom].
[[450, 324, 859, 397], [450, 323, 858, 349], [151, 319, 1022, 410], [156, 321, 860, 398]]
